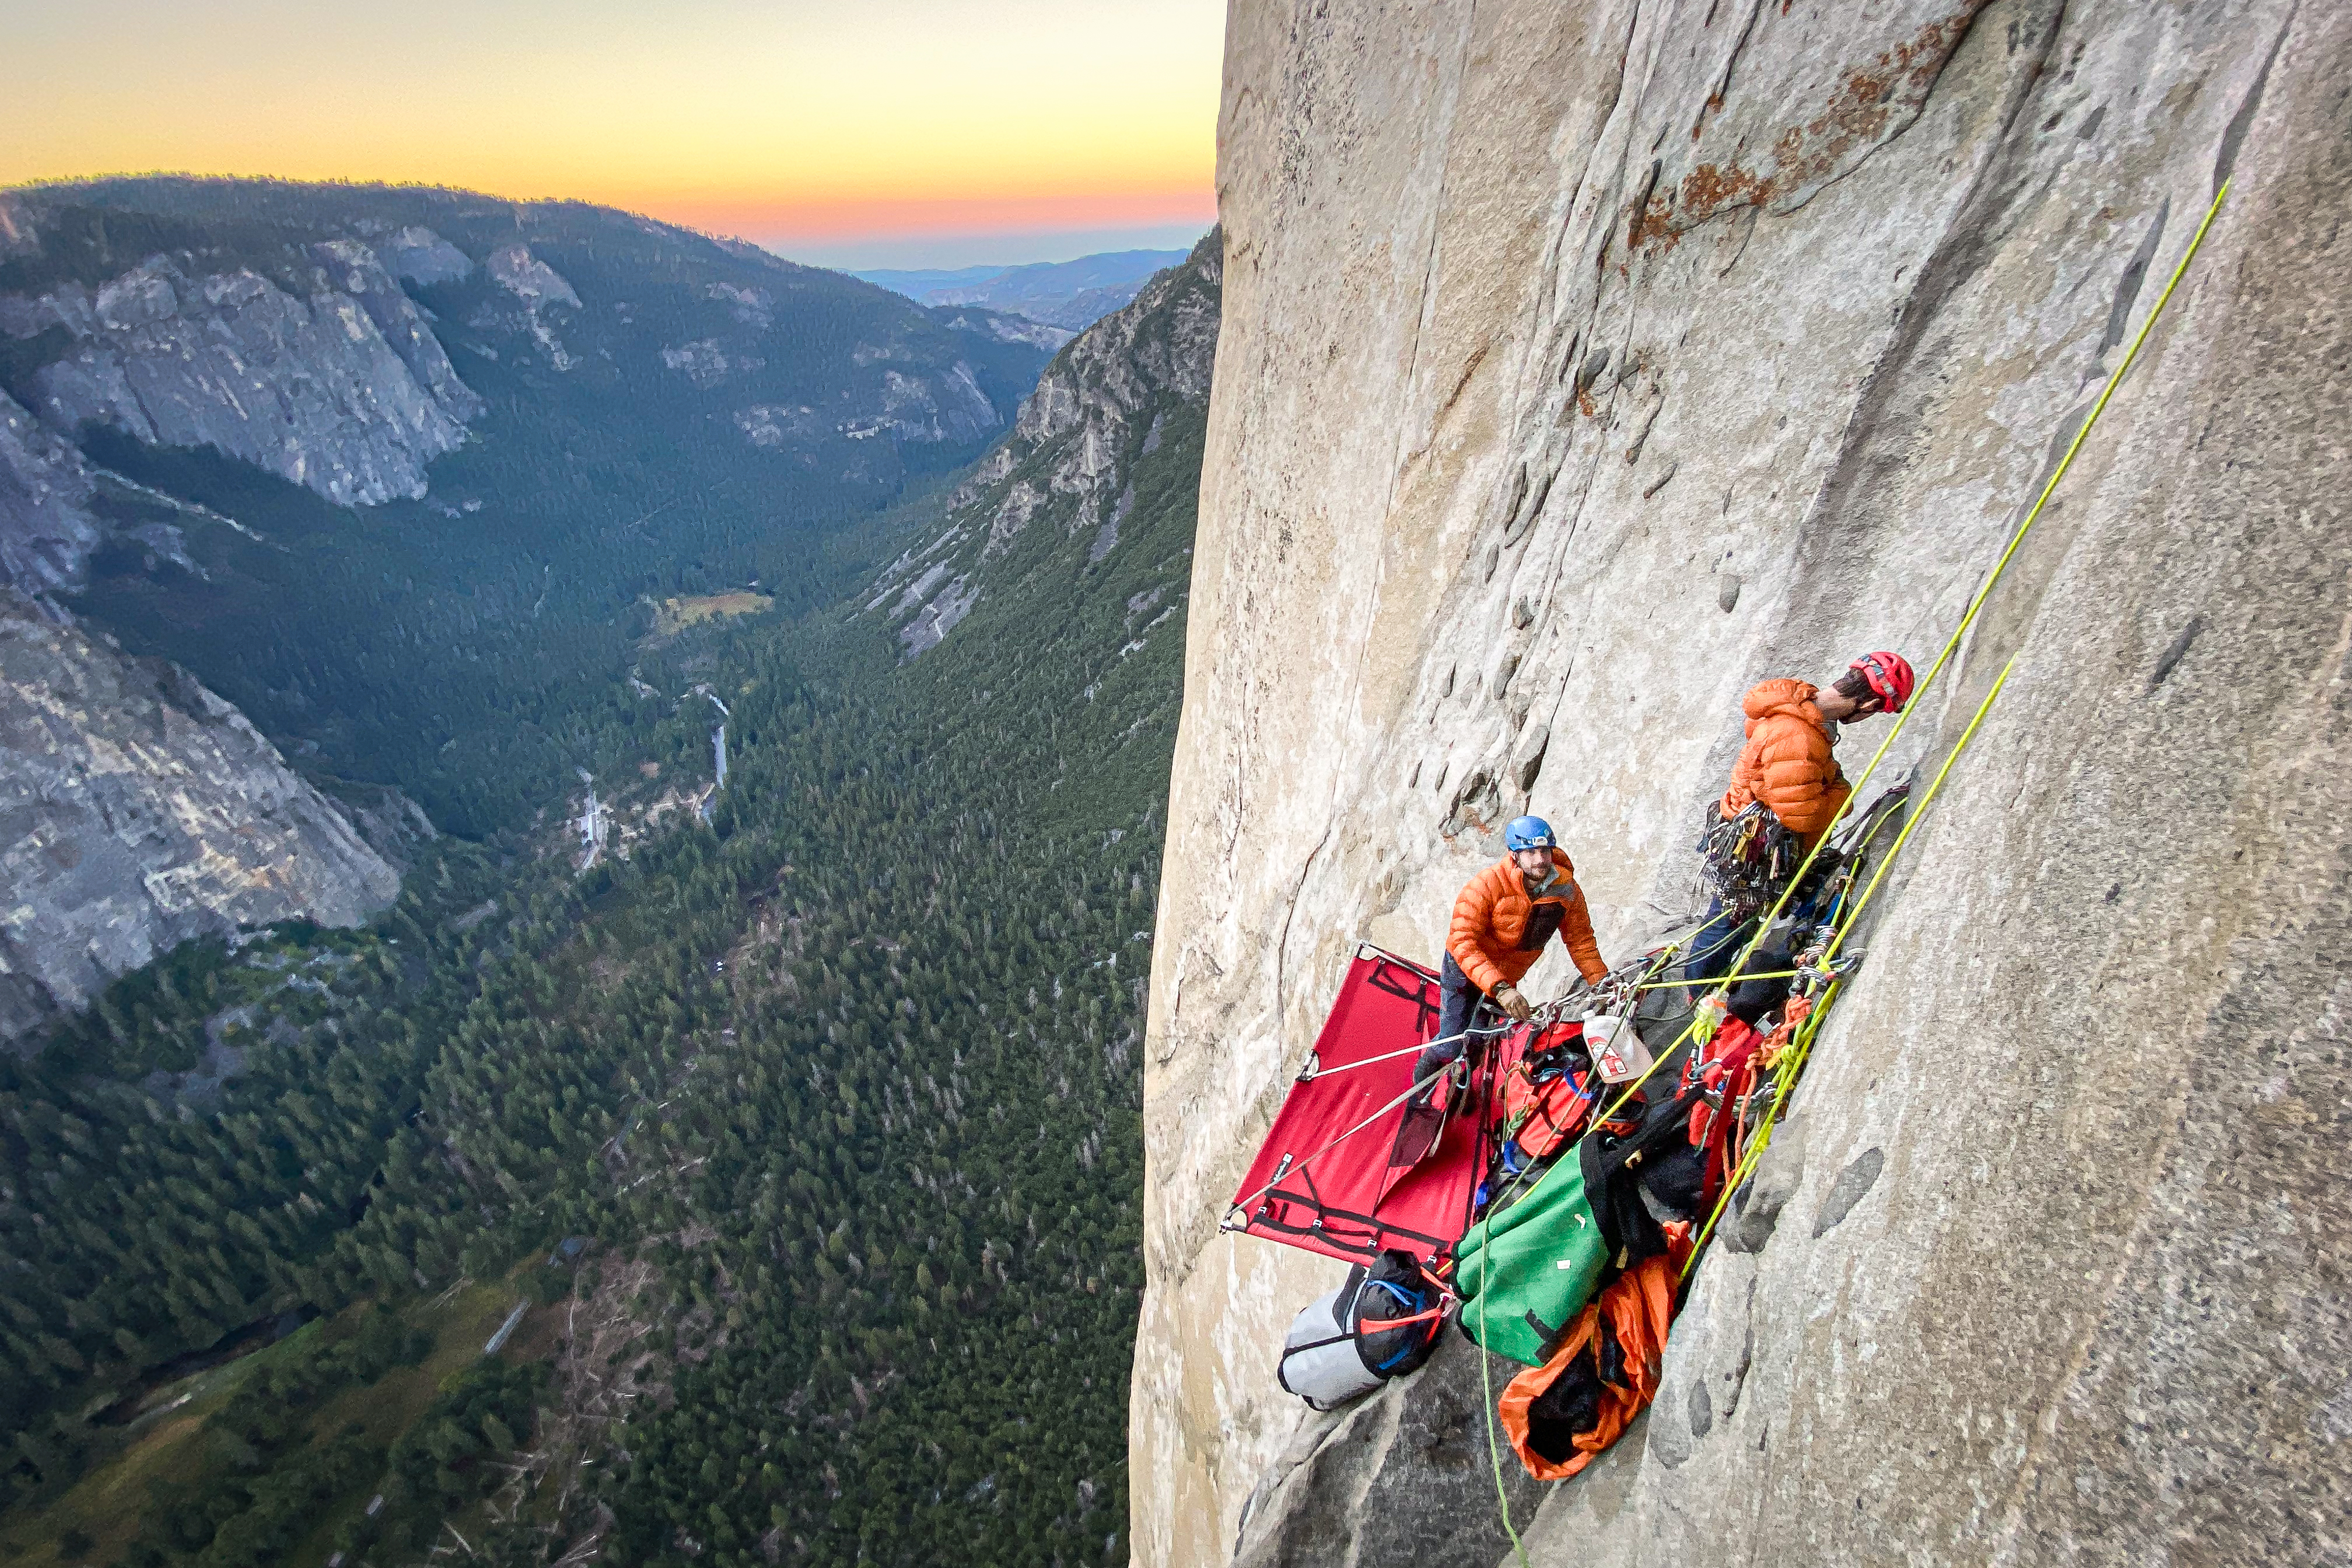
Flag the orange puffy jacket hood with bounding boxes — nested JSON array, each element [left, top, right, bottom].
[[1447, 849, 1608, 998], [1720, 678, 1850, 840]]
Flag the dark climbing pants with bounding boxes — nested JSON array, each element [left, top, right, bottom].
[[1687, 896, 1810, 1027], [1412, 954, 1496, 1090], [1684, 897, 1752, 987]]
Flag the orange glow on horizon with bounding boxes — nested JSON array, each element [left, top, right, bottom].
[[629, 187, 1217, 244], [4, 1, 1223, 257]]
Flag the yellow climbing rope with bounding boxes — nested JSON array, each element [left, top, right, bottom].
[[1684, 657, 2014, 1271], [1472, 936, 1684, 1566], [1462, 180, 2227, 1531], [1674, 182, 2231, 1268], [1676, 178, 2235, 1027], [1580, 178, 2231, 1136]]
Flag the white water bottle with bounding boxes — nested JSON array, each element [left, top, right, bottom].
[[1584, 1013, 1653, 1084]]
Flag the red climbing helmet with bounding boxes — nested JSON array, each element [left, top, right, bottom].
[[1849, 651, 1915, 714]]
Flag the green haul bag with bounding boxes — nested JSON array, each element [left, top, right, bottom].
[[1452, 1153, 1612, 1367]]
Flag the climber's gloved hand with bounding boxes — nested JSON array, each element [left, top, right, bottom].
[[1493, 984, 1535, 1024]]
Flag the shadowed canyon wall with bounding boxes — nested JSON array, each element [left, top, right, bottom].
[[0, 592, 398, 1042], [1135, 1, 2349, 1563]]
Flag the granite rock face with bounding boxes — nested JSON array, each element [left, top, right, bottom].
[[2, 243, 481, 513], [486, 242, 581, 312], [0, 592, 399, 1043], [379, 225, 473, 286], [0, 389, 99, 598], [0, 193, 34, 260], [867, 232, 1222, 658], [850, 363, 998, 445], [0, 214, 438, 1038], [485, 243, 583, 369], [1135, 3, 2350, 1565], [1228, 1333, 1542, 1568], [938, 308, 1079, 353], [0, 233, 483, 596]]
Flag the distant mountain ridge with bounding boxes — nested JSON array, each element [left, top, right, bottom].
[[849, 261, 1019, 296], [865, 232, 1217, 666], [1, 179, 1058, 616], [854, 246, 1193, 331]]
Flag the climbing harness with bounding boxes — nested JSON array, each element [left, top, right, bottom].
[[1699, 800, 1802, 918]]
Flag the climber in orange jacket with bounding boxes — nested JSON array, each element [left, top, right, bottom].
[[1688, 652, 1912, 984], [1411, 816, 1610, 1095]]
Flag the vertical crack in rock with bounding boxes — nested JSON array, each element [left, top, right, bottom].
[[1515, 724, 1552, 791], [1763, 0, 2071, 590]]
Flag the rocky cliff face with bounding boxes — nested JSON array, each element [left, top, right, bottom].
[[0, 200, 464, 1042], [868, 232, 1222, 658], [0, 218, 486, 602], [1135, 3, 2350, 1564], [0, 388, 98, 597], [0, 237, 481, 527], [0, 592, 398, 1044]]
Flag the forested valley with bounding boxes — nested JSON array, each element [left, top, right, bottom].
[[5, 178, 1054, 834], [1, 217, 1216, 1568]]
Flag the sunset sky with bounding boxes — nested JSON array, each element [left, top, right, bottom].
[[3, 0, 1224, 269]]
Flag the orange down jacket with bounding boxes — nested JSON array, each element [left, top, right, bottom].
[[1448, 850, 1608, 998], [1719, 678, 1850, 840]]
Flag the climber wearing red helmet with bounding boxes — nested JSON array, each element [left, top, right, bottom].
[[1846, 650, 1916, 715], [1717, 651, 1913, 839], [1688, 652, 1911, 984]]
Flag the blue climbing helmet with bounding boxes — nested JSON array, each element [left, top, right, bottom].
[[1504, 816, 1556, 852]]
